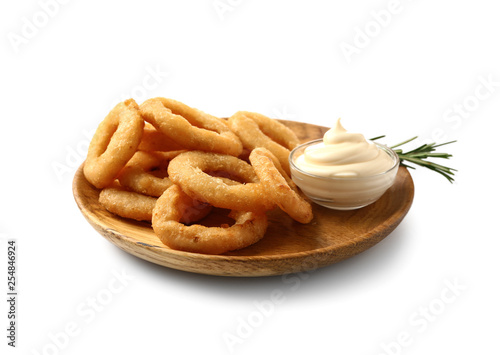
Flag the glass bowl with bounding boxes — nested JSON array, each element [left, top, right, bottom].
[[289, 140, 400, 210]]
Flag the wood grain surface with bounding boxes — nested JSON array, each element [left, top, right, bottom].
[[72, 120, 414, 277]]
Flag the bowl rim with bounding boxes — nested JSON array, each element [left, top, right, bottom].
[[289, 138, 400, 181]]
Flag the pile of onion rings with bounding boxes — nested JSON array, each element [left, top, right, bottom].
[[83, 97, 313, 254]]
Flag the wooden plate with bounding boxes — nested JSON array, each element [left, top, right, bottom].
[[73, 120, 414, 277]]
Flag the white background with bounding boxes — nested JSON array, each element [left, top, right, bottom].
[[1, 0, 499, 354]]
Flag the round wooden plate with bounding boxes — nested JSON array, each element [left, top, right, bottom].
[[73, 120, 414, 277]]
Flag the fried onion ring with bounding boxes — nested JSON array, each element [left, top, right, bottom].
[[227, 111, 299, 174], [168, 151, 274, 212], [84, 99, 144, 188], [139, 98, 243, 156], [138, 123, 187, 152], [99, 185, 212, 224], [118, 150, 185, 197], [152, 185, 268, 254], [99, 187, 156, 222], [249, 148, 313, 224]]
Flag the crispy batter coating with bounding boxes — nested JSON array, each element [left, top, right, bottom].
[[99, 187, 156, 222], [152, 185, 268, 254], [227, 111, 299, 174], [140, 98, 243, 156], [118, 150, 185, 197], [250, 148, 313, 224], [84, 99, 144, 188], [168, 151, 274, 212], [138, 123, 187, 152]]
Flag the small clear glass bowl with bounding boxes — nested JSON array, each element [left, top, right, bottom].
[[289, 140, 400, 210]]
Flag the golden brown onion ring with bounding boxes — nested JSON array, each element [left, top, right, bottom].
[[84, 99, 144, 188], [249, 148, 313, 224], [168, 151, 274, 212], [227, 111, 299, 174], [99, 187, 156, 222], [138, 123, 187, 152], [139, 98, 242, 156], [118, 150, 185, 197], [152, 185, 268, 254]]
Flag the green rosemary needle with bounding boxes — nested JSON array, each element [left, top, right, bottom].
[[370, 136, 457, 183]]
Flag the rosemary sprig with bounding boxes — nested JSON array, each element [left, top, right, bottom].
[[371, 136, 457, 183]]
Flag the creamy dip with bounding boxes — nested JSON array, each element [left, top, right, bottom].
[[294, 119, 394, 178]]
